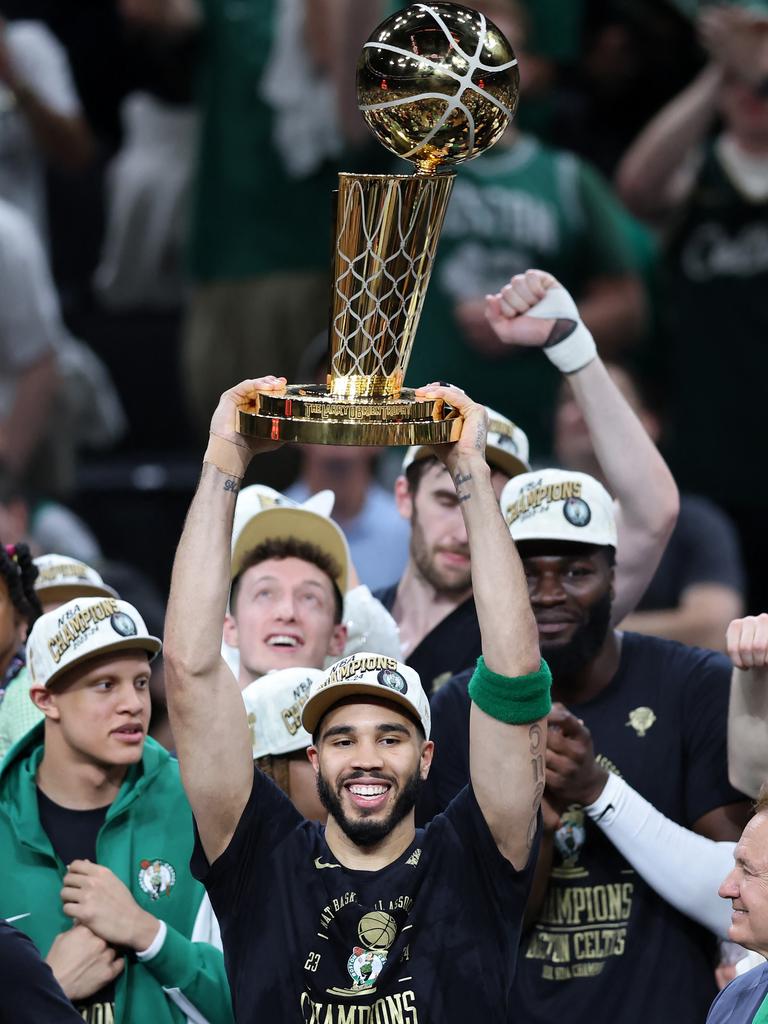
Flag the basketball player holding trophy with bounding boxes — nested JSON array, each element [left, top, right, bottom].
[[162, 6, 552, 1021]]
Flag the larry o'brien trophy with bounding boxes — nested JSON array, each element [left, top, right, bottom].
[[238, 2, 519, 445]]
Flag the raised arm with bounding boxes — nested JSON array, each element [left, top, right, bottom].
[[163, 377, 285, 864], [727, 613, 768, 799], [415, 385, 546, 870], [486, 269, 679, 623]]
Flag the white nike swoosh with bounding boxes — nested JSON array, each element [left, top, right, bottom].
[[314, 857, 341, 870], [5, 913, 31, 923]]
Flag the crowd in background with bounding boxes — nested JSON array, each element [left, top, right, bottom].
[[2, 0, 768, 1021]]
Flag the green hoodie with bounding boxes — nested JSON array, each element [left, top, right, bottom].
[[0, 725, 234, 1024]]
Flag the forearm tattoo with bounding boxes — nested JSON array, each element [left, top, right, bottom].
[[454, 471, 472, 503], [527, 723, 546, 849], [223, 478, 240, 494]]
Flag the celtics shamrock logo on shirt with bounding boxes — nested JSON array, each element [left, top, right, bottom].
[[138, 859, 176, 900]]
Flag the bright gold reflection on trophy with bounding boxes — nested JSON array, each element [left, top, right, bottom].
[[357, 2, 519, 173]]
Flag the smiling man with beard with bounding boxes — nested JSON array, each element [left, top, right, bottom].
[[424, 467, 750, 1024], [163, 376, 550, 1023]]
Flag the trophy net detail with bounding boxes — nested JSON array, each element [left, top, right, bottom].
[[329, 173, 455, 401]]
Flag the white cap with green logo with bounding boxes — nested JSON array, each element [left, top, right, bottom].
[[302, 652, 431, 738]]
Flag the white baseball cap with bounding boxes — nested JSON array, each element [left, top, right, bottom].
[[501, 469, 617, 548], [231, 484, 350, 594], [401, 406, 530, 479], [242, 667, 323, 758], [302, 652, 431, 738], [34, 554, 118, 606], [27, 596, 162, 689]]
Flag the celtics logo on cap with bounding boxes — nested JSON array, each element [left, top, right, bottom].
[[111, 611, 138, 637], [563, 497, 591, 528], [377, 668, 407, 693], [138, 859, 176, 901]]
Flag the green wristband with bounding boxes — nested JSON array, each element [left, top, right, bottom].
[[468, 656, 552, 724]]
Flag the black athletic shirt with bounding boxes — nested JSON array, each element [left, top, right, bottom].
[[0, 920, 83, 1023], [636, 495, 745, 611], [192, 768, 537, 1024], [375, 585, 481, 697], [424, 632, 747, 1024], [37, 789, 115, 1023]]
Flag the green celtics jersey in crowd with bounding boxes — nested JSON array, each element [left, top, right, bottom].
[[405, 135, 637, 455], [188, 0, 341, 282]]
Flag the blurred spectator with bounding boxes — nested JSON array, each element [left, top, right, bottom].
[[119, 0, 383, 445], [0, 543, 41, 725], [0, 198, 126, 499], [554, 362, 746, 650], [407, 0, 647, 455], [0, 472, 102, 564], [0, 18, 93, 246], [94, 92, 197, 309], [616, 5, 768, 613]]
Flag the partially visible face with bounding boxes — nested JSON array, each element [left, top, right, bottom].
[[0, 575, 23, 671], [38, 651, 152, 767], [308, 699, 433, 847], [720, 812, 768, 956], [720, 74, 768, 149], [225, 558, 346, 677], [399, 463, 472, 595], [520, 543, 614, 676]]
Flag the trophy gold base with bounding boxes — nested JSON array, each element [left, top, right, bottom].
[[238, 384, 462, 446]]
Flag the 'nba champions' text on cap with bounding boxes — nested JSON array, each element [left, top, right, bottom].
[[26, 597, 162, 689], [302, 653, 431, 738], [501, 469, 617, 548]]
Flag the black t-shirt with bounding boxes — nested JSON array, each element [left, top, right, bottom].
[[0, 921, 84, 1023], [192, 768, 536, 1023], [375, 585, 481, 697], [37, 789, 115, 1023], [637, 494, 745, 611], [425, 632, 747, 1024]]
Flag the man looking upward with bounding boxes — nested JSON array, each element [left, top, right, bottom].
[[163, 376, 550, 1023]]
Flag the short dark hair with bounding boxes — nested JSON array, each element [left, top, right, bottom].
[[0, 543, 42, 638], [404, 455, 440, 495], [231, 537, 344, 622]]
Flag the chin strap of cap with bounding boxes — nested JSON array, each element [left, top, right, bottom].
[[527, 285, 597, 374]]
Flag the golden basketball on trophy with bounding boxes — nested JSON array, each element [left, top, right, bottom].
[[238, 2, 519, 445]]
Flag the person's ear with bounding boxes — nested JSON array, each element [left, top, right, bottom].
[[30, 686, 60, 721], [328, 623, 347, 658], [307, 745, 320, 776], [222, 611, 239, 649], [420, 740, 434, 779], [394, 475, 414, 522]]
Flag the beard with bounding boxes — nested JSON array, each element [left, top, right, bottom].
[[540, 591, 613, 679], [317, 766, 423, 847], [410, 509, 471, 596]]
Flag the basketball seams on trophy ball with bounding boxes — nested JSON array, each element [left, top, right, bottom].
[[357, 3, 519, 171], [237, 2, 519, 446]]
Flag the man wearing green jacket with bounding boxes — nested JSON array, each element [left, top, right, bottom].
[[0, 594, 234, 1024]]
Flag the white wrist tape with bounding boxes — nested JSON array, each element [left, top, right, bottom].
[[584, 773, 735, 936], [528, 285, 597, 374]]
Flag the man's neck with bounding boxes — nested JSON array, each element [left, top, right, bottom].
[[36, 738, 130, 810], [324, 813, 416, 871], [393, 560, 472, 659], [550, 630, 622, 706]]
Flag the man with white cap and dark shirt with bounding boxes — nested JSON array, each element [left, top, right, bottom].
[[380, 268, 679, 697], [163, 375, 550, 1023], [425, 463, 750, 1024], [0, 595, 233, 1024]]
